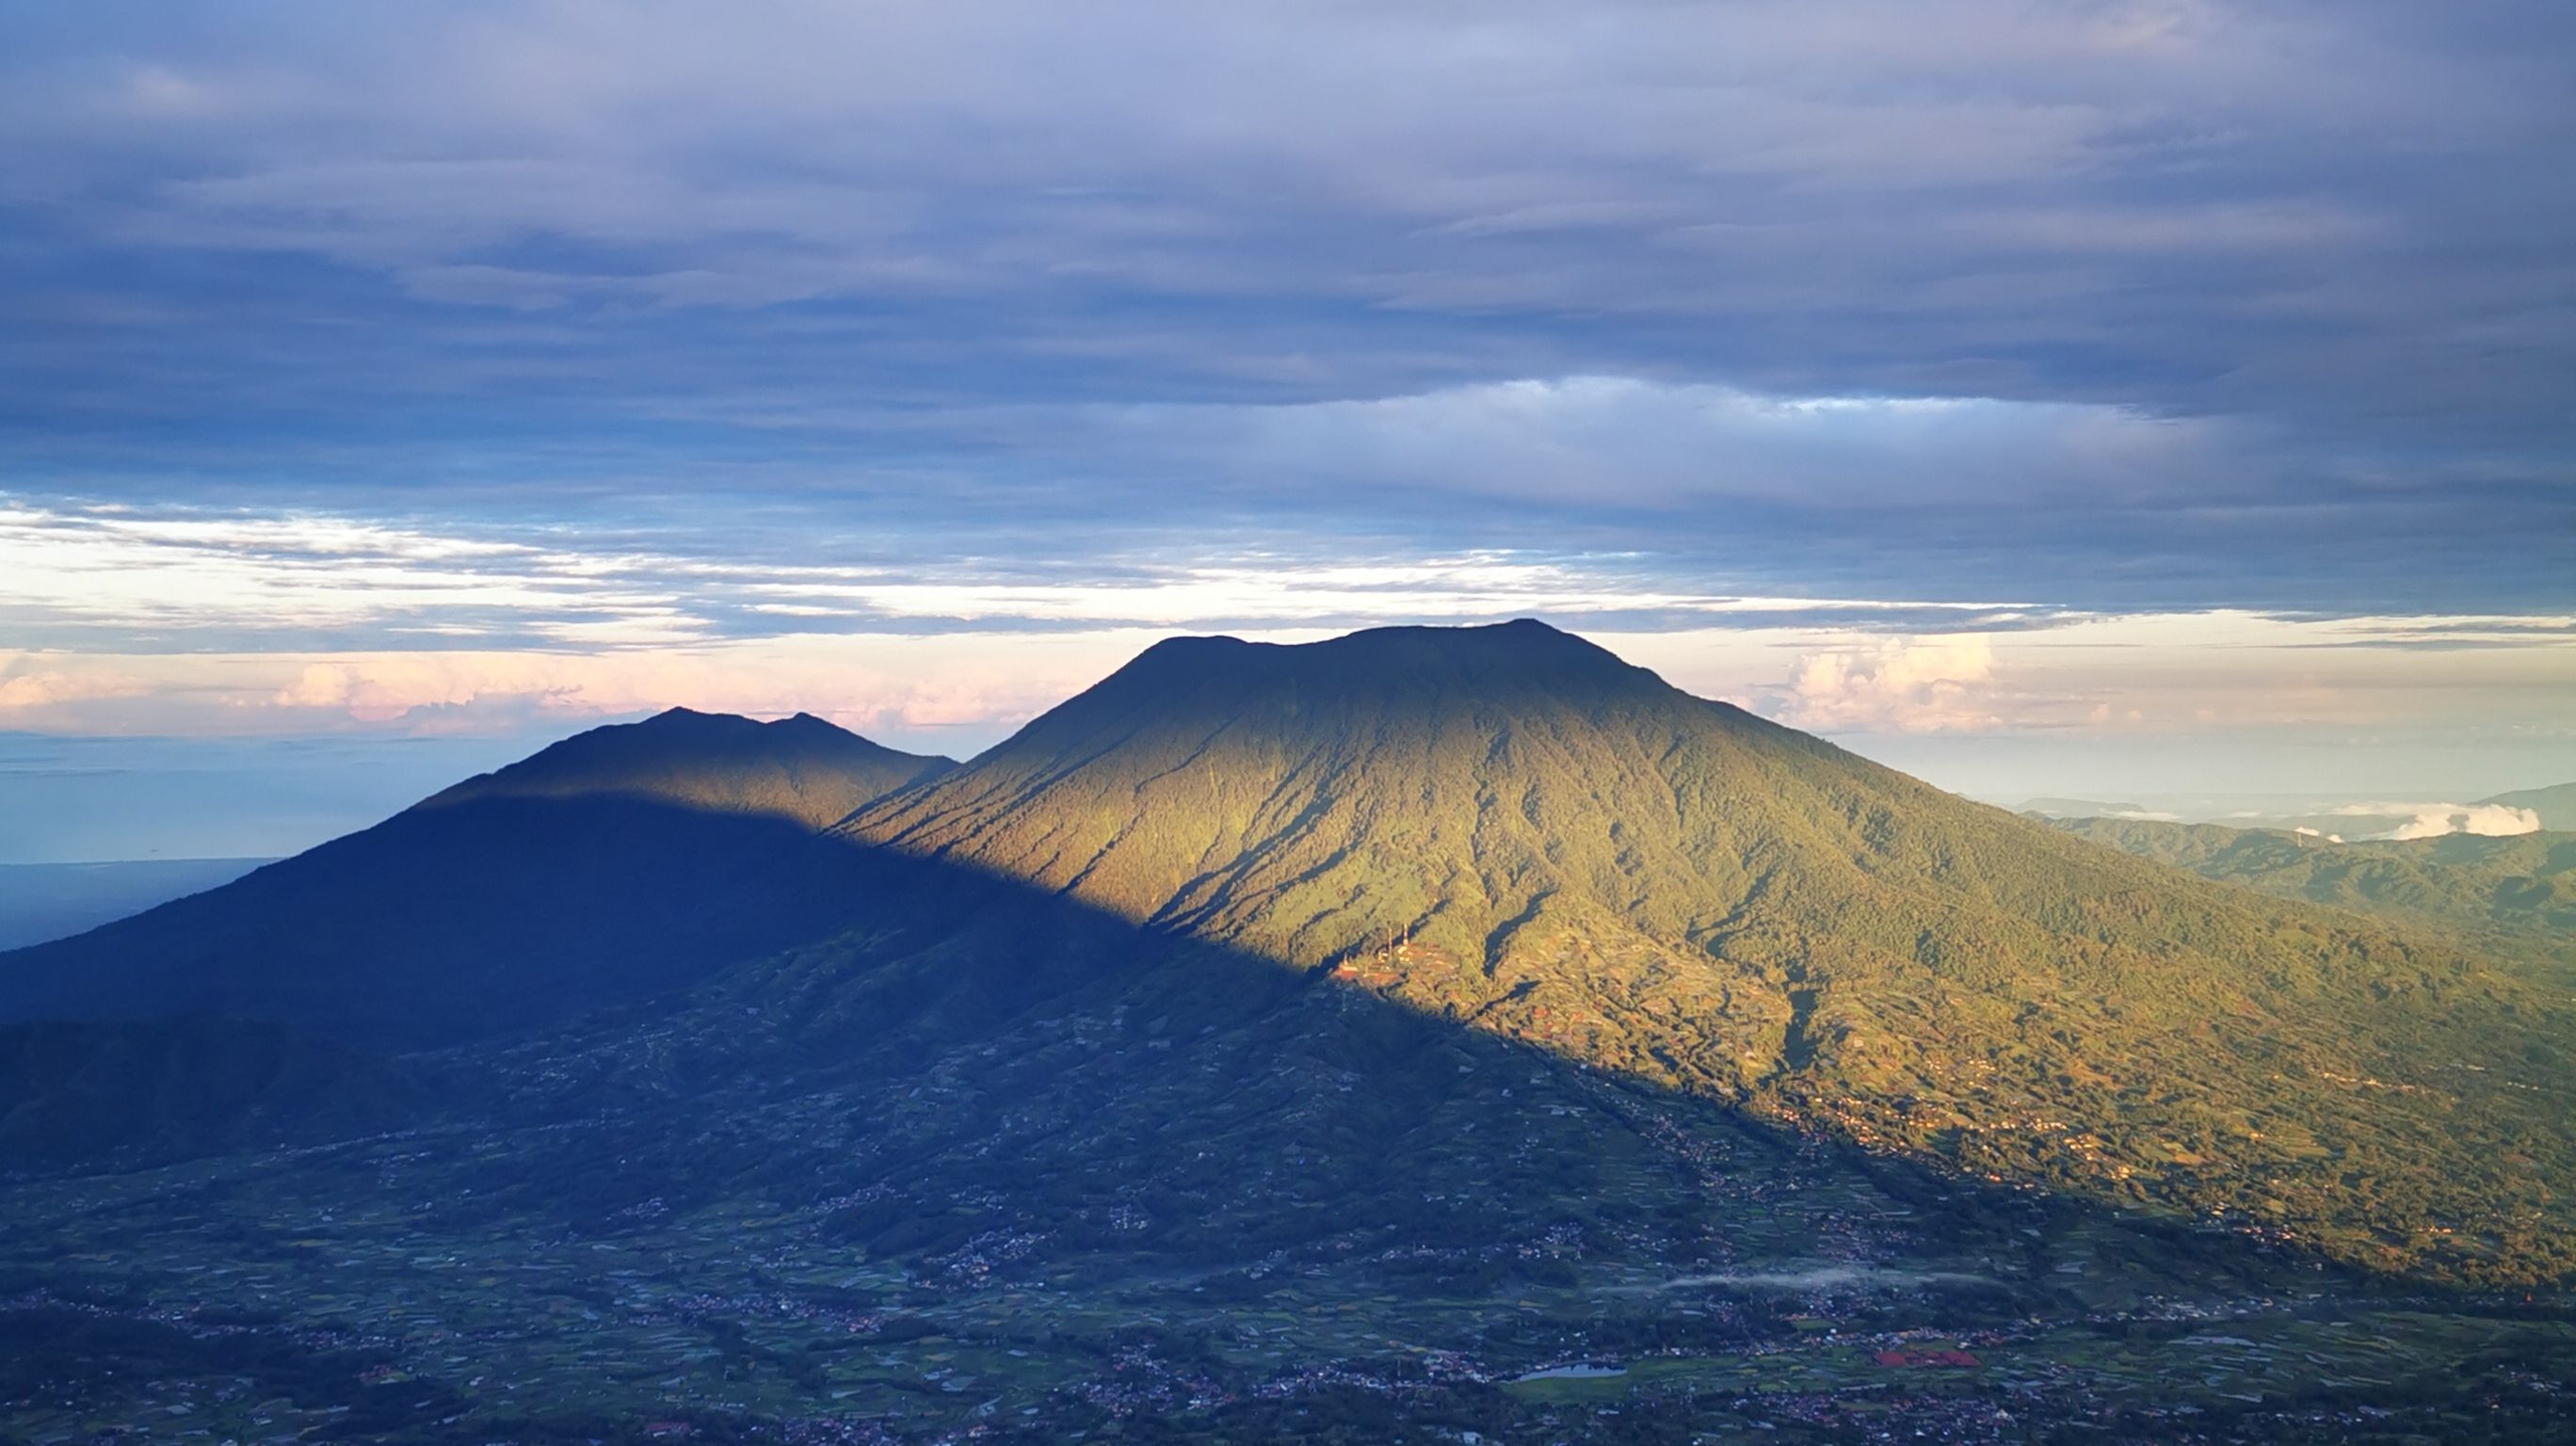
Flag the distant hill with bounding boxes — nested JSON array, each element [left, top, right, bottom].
[[2483, 780, 2576, 831], [430, 706, 950, 829], [0, 710, 952, 1049], [833, 620, 2576, 1282], [2020, 796, 2154, 818], [0, 858, 269, 950], [2051, 815, 2576, 952]]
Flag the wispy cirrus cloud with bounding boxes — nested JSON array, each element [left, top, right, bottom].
[[0, 490, 2057, 651], [0, 501, 700, 647]]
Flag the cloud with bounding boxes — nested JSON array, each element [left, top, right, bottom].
[[1087, 378, 2243, 514], [271, 663, 601, 728], [0, 490, 2073, 651], [0, 499, 705, 651], [2, 0, 2570, 627], [2336, 802, 2544, 842], [4, 3, 2571, 463], [0, 662, 148, 712], [1774, 635, 2000, 733], [0, 2, 2566, 784]]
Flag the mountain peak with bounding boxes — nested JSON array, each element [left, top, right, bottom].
[[1322, 616, 1647, 681], [640, 704, 842, 733], [0, 707, 957, 1048], [433, 708, 952, 829], [838, 621, 2576, 1285], [850, 619, 1793, 972], [1087, 618, 1666, 715]]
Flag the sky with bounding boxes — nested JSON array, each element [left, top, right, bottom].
[[1, 1, 2571, 861]]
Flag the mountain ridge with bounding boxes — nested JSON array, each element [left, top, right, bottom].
[[5, 620, 2575, 1442], [2483, 779, 2576, 831], [2050, 813, 2576, 954], [834, 619, 2576, 1282], [0, 710, 952, 1047], [4, 622, 2571, 1280], [429, 705, 953, 829]]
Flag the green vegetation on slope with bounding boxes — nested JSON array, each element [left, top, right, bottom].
[[431, 706, 954, 829], [2483, 780, 2576, 832], [2050, 815, 2576, 959], [845, 620, 2576, 1284], [6, 829, 2563, 1444], [2, 625, 2572, 1440]]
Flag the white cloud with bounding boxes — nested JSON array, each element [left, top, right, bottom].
[[0, 490, 2051, 650], [735, 553, 2025, 628], [1, 489, 2572, 770], [2334, 802, 2544, 842], [0, 500, 694, 644], [1775, 635, 1999, 733], [1101, 377, 2240, 511], [0, 660, 149, 711]]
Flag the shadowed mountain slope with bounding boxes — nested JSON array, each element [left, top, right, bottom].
[[845, 620, 2576, 1282], [0, 858, 271, 951], [0, 1017, 426, 1167], [10, 844, 2381, 1444], [0, 711, 952, 1048], [1, 628, 2571, 1441]]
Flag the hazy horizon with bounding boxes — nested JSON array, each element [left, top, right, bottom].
[[5, 618, 2566, 864], [4, 3, 2570, 869]]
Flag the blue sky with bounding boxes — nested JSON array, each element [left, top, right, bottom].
[[1, 2, 2570, 859]]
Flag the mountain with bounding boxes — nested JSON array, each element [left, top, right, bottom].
[[429, 705, 951, 829], [0, 710, 953, 1048], [2051, 814, 2576, 956], [5, 624, 2574, 1442], [2484, 780, 2576, 831], [842, 620, 2576, 1282], [8, 630, 2567, 1278], [0, 858, 270, 950]]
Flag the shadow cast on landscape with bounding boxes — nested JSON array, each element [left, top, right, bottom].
[[88, 808, 2369, 1314], [0, 793, 910, 1051], [10, 799, 2560, 1445]]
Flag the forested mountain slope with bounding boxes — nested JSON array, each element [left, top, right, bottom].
[[2052, 815, 2576, 956], [2484, 780, 2576, 831], [430, 706, 952, 828], [843, 620, 2576, 1282]]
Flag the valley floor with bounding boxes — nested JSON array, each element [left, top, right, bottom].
[[5, 1099, 2570, 1445]]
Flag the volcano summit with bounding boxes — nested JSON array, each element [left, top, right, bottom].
[[3, 622, 2571, 1444]]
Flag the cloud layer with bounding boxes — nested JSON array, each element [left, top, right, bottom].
[[2335, 803, 2545, 842], [0, 2, 2567, 821], [0, 3, 2567, 617]]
